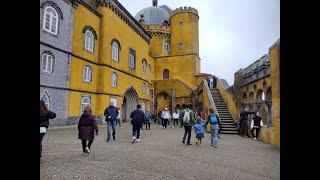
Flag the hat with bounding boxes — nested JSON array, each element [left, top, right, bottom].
[[164, 108, 168, 110]]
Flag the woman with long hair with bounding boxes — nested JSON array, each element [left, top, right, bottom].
[[78, 106, 98, 154], [40, 100, 56, 159]]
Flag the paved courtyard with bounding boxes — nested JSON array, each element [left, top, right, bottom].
[[40, 122, 280, 180]]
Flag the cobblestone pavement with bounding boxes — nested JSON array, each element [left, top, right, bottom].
[[40, 122, 280, 180]]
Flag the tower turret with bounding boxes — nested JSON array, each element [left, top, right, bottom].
[[170, 7, 199, 56]]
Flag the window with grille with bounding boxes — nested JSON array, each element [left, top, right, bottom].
[[41, 52, 54, 73], [84, 30, 94, 52], [43, 6, 58, 35], [112, 41, 120, 61], [83, 65, 92, 82], [112, 72, 117, 87], [80, 96, 91, 114], [142, 59, 147, 74], [163, 40, 170, 52], [129, 49, 136, 69]]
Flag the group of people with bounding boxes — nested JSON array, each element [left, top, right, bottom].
[[40, 99, 264, 159], [238, 107, 265, 141]]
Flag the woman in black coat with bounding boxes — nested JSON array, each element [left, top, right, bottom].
[[78, 107, 98, 154], [40, 100, 56, 159]]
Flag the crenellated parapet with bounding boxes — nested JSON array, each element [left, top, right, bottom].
[[143, 24, 171, 38], [171, 6, 198, 17]]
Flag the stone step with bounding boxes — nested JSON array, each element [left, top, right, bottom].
[[220, 122, 236, 126], [220, 130, 238, 134], [220, 124, 237, 128]]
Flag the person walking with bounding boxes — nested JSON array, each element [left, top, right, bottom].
[[116, 108, 122, 128], [193, 117, 206, 145], [161, 108, 171, 129], [130, 104, 145, 143], [104, 102, 119, 142], [145, 110, 152, 130], [250, 112, 264, 141], [239, 107, 256, 137], [40, 100, 56, 159], [180, 104, 196, 145], [172, 109, 180, 128], [78, 107, 98, 154], [205, 108, 220, 148], [158, 109, 163, 126]]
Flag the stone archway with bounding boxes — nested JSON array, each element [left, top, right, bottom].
[[155, 91, 173, 112], [121, 86, 139, 122]]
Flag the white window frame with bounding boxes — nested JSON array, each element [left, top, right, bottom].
[[163, 40, 170, 52], [129, 49, 136, 69], [146, 85, 150, 95], [80, 96, 91, 114], [41, 53, 54, 73], [111, 72, 117, 87], [43, 6, 59, 35], [84, 30, 94, 52], [112, 41, 120, 61], [83, 65, 92, 82], [41, 92, 50, 110], [142, 60, 147, 74]]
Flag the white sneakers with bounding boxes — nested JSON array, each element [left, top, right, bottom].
[[85, 147, 90, 154], [254, 138, 257, 141], [131, 137, 140, 143], [132, 136, 136, 143]]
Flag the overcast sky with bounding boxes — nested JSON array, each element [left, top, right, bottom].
[[118, 0, 280, 85]]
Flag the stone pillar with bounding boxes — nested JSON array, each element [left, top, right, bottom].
[[269, 40, 280, 148], [171, 88, 176, 112]]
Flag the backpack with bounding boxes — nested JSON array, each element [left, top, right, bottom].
[[183, 110, 191, 123], [210, 114, 218, 124]]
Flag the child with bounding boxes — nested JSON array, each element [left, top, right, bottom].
[[193, 117, 206, 145], [144, 111, 152, 130]]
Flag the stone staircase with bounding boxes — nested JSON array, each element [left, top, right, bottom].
[[211, 88, 238, 134]]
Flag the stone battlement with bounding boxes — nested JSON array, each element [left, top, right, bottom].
[[143, 24, 171, 32], [171, 6, 198, 16]]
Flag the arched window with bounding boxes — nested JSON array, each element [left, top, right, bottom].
[[243, 93, 248, 103], [256, 90, 264, 102], [83, 65, 92, 82], [249, 92, 254, 102], [80, 96, 91, 113], [41, 52, 54, 73], [163, 40, 169, 52], [262, 92, 266, 101], [111, 72, 117, 87], [129, 49, 136, 69], [142, 59, 147, 74], [163, 69, 169, 79], [112, 40, 120, 61], [41, 92, 50, 109], [43, 6, 58, 35], [84, 30, 94, 52]]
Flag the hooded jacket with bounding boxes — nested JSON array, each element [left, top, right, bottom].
[[40, 111, 56, 128]]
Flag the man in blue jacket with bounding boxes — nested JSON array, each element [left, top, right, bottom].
[[104, 102, 119, 142], [130, 104, 145, 143]]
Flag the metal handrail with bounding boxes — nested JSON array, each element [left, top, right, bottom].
[[203, 80, 218, 115]]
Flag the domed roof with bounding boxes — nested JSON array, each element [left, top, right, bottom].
[[135, 5, 171, 25]]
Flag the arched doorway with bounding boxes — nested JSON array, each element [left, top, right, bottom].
[[155, 91, 172, 112], [121, 87, 139, 122], [163, 69, 169, 79]]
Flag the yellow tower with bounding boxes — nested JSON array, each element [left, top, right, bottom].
[[170, 7, 199, 57]]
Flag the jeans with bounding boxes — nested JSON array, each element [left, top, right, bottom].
[[173, 119, 179, 126], [40, 133, 45, 158], [132, 124, 141, 139], [106, 121, 116, 141], [240, 121, 249, 137], [211, 124, 219, 145], [158, 118, 162, 124], [183, 126, 192, 144], [145, 121, 151, 130], [81, 139, 93, 152], [251, 127, 261, 138]]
